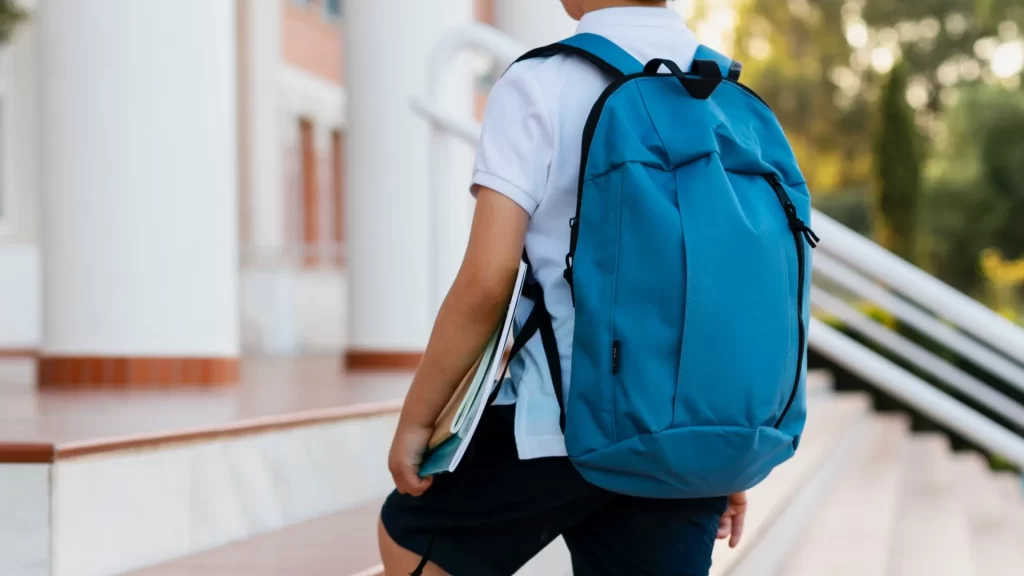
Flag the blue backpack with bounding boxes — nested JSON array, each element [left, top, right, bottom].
[[506, 34, 817, 499]]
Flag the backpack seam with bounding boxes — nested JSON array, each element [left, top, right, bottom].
[[585, 159, 810, 191], [631, 81, 670, 164]]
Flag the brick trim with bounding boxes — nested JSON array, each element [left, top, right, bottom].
[[343, 351, 423, 372], [0, 348, 37, 358], [37, 357, 239, 388]]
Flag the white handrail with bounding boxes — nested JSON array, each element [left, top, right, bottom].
[[810, 318, 1024, 468], [813, 252, 1024, 391], [412, 100, 481, 144], [812, 288, 1024, 427], [814, 212, 1024, 365]]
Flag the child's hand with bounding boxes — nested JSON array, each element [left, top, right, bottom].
[[717, 491, 748, 548], [388, 423, 435, 497]]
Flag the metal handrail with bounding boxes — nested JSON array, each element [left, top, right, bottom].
[[414, 22, 1024, 467], [813, 252, 1024, 391], [811, 318, 1024, 468], [812, 288, 1024, 428], [814, 212, 1024, 365]]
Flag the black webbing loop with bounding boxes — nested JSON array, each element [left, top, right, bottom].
[[642, 58, 722, 100]]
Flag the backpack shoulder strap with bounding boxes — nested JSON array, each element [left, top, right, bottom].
[[490, 252, 566, 432], [692, 44, 743, 81], [513, 33, 643, 79]]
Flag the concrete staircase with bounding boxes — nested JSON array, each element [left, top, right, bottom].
[[132, 373, 1024, 576]]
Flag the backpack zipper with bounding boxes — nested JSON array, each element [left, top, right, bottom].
[[566, 72, 644, 302], [765, 174, 819, 429]]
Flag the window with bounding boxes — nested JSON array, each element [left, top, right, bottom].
[[299, 118, 319, 266], [331, 130, 345, 265], [0, 91, 7, 233], [325, 0, 342, 19], [292, 0, 341, 19]]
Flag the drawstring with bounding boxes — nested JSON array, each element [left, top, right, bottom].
[[409, 534, 437, 576]]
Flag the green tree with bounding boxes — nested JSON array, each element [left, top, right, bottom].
[[728, 0, 1024, 197], [872, 62, 922, 261], [924, 85, 1024, 293], [861, 1, 1021, 104], [730, 0, 865, 195]]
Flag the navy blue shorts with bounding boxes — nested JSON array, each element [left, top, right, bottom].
[[381, 405, 728, 576]]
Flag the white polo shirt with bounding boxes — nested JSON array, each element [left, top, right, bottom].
[[471, 7, 700, 460]]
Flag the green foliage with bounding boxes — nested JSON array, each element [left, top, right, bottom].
[[923, 85, 1024, 293], [732, 0, 868, 194], [728, 0, 1024, 308], [861, 0, 1023, 110], [813, 186, 874, 236], [731, 0, 1024, 196], [872, 63, 923, 261], [0, 0, 26, 45]]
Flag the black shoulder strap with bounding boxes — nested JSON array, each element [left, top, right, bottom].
[[490, 252, 566, 432]]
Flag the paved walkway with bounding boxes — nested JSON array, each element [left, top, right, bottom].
[[0, 356, 411, 460]]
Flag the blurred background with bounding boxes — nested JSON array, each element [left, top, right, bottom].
[[2, 0, 1021, 359], [0, 1, 1023, 575]]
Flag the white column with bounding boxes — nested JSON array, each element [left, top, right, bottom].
[[38, 1, 238, 364], [241, 0, 285, 255], [496, 0, 578, 49], [345, 0, 475, 359]]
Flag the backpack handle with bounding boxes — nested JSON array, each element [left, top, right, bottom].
[[643, 58, 722, 100]]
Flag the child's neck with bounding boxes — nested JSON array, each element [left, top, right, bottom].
[[582, 0, 669, 14]]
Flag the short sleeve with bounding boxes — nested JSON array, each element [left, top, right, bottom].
[[471, 62, 554, 216]]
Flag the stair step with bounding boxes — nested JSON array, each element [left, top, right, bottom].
[[780, 414, 910, 576], [712, 393, 871, 576], [954, 452, 1024, 574], [889, 434, 975, 576], [993, 472, 1024, 506], [128, 500, 384, 576]]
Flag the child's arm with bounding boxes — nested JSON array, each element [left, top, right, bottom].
[[388, 187, 529, 496], [388, 59, 550, 496]]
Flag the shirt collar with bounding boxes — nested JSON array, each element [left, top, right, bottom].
[[576, 6, 687, 34]]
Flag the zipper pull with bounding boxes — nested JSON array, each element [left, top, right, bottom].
[[782, 204, 819, 248], [801, 226, 820, 248]]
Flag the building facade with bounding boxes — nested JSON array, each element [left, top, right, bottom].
[[0, 0, 597, 381]]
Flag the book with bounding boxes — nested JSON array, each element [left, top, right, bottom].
[[418, 260, 529, 477], [427, 341, 489, 450]]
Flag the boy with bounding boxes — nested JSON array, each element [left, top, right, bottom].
[[379, 1, 748, 574]]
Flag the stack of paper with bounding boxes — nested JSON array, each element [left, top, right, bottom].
[[419, 260, 529, 477]]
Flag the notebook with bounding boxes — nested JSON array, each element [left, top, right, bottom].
[[419, 260, 529, 477]]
